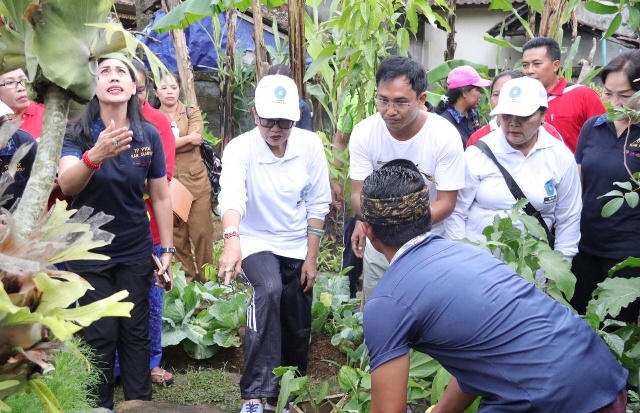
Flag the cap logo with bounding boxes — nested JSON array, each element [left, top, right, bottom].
[[509, 86, 522, 98], [274, 85, 287, 100]]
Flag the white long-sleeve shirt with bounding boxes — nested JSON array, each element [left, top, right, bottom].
[[218, 127, 331, 260], [448, 127, 581, 262]]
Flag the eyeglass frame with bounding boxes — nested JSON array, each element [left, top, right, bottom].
[[374, 96, 420, 110], [0, 78, 27, 89], [258, 117, 295, 130]]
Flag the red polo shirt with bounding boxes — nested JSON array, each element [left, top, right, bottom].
[[545, 77, 605, 153], [142, 100, 176, 245], [20, 101, 45, 143]]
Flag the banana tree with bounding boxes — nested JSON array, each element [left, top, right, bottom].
[[0, 0, 166, 240]]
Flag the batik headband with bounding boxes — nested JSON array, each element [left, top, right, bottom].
[[360, 186, 430, 226]]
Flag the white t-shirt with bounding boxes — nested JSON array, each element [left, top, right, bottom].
[[218, 127, 332, 260], [349, 112, 465, 235], [448, 127, 581, 261]]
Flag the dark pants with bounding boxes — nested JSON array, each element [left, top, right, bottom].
[[342, 217, 363, 298], [571, 250, 640, 324], [69, 258, 154, 409], [240, 252, 313, 400]]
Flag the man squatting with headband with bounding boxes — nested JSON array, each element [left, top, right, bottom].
[[360, 159, 627, 413]]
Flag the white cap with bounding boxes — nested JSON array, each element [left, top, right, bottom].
[[490, 77, 548, 117], [254, 75, 300, 121], [0, 100, 13, 118]]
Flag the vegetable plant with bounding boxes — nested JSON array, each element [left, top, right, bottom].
[[162, 266, 249, 360]]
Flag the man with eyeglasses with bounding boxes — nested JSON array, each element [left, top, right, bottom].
[[349, 55, 465, 301], [0, 67, 45, 142], [217, 74, 331, 413]]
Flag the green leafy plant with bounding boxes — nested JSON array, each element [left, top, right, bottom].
[[317, 238, 345, 274], [462, 198, 576, 306], [161, 266, 249, 360], [4, 339, 101, 412], [0, 200, 135, 412]]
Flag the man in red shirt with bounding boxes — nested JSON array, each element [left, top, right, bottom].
[[522, 37, 605, 153], [0, 67, 45, 142]]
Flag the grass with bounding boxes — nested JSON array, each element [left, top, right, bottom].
[[115, 366, 241, 411], [5, 339, 101, 413]]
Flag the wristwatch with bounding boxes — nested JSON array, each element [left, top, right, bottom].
[[160, 246, 176, 254]]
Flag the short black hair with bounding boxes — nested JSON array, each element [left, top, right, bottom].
[[522, 37, 561, 63], [376, 56, 427, 97], [491, 70, 523, 94], [362, 160, 432, 247], [268, 64, 292, 77], [601, 50, 640, 92]]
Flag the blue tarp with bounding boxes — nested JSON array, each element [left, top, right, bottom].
[[139, 10, 281, 72]]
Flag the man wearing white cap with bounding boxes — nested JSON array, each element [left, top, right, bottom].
[[0, 100, 37, 211], [448, 76, 581, 266], [217, 75, 331, 413]]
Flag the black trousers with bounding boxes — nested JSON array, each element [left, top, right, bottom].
[[69, 257, 154, 409], [240, 252, 313, 400], [571, 250, 640, 324]]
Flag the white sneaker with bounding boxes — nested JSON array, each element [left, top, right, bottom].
[[264, 402, 289, 413], [240, 401, 263, 413]]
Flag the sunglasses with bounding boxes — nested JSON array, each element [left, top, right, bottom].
[[258, 117, 294, 129]]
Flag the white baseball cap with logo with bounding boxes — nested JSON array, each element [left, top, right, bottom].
[[254, 74, 300, 121], [490, 77, 548, 117]]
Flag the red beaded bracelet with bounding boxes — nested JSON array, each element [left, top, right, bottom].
[[82, 150, 101, 171]]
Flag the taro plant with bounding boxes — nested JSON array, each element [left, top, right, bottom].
[[161, 266, 249, 360], [461, 198, 576, 306]]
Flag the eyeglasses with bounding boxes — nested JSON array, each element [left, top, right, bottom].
[[374, 97, 418, 110], [0, 79, 27, 89], [497, 113, 537, 123], [258, 117, 294, 129]]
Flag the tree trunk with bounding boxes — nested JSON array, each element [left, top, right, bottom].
[[252, 0, 271, 83], [221, 8, 238, 152], [539, 0, 568, 39], [288, 0, 306, 97], [13, 84, 70, 240], [162, 0, 198, 106], [443, 0, 456, 61]]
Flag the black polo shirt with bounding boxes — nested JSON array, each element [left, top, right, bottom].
[[0, 129, 37, 210], [61, 119, 167, 264], [575, 114, 640, 259]]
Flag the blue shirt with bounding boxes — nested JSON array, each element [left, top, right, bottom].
[[61, 119, 167, 264], [575, 114, 640, 259], [364, 235, 627, 412], [298, 98, 313, 132], [0, 129, 37, 210], [439, 105, 480, 147]]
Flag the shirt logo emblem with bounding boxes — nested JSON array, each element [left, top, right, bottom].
[[274, 86, 287, 99], [544, 181, 554, 196], [509, 86, 522, 98]]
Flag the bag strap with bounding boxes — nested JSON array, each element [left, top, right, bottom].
[[473, 140, 553, 242], [185, 105, 189, 119]]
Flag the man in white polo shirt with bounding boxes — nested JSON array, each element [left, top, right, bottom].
[[349, 56, 465, 301]]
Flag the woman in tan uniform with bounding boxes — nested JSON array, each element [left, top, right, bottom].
[[153, 72, 213, 282]]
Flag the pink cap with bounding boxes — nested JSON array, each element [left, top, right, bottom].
[[446, 65, 491, 89]]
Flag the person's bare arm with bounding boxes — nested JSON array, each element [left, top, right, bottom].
[[432, 377, 477, 413], [430, 190, 458, 224], [371, 353, 410, 413], [218, 210, 242, 285], [350, 179, 365, 258]]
